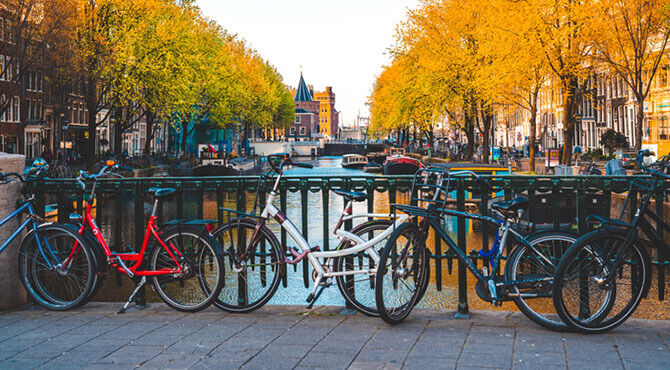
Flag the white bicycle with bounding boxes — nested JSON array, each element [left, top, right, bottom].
[[208, 153, 409, 316]]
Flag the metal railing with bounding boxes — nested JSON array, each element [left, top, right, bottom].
[[33, 174, 669, 315]]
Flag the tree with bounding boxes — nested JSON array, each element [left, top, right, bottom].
[[589, 0, 670, 151], [600, 128, 628, 157], [523, 0, 596, 165], [0, 0, 75, 118]]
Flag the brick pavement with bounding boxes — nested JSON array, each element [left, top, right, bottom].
[[0, 303, 668, 369]]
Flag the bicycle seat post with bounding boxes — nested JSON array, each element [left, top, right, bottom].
[[151, 197, 160, 218]]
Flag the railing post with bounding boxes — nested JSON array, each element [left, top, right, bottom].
[[300, 185, 309, 288], [455, 178, 469, 318], [655, 181, 665, 300], [133, 180, 146, 306]]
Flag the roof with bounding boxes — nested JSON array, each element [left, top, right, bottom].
[[295, 108, 313, 114], [294, 74, 313, 102]]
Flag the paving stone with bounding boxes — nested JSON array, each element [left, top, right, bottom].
[[402, 356, 457, 370], [141, 352, 202, 369], [102, 344, 163, 365], [458, 351, 513, 368], [0, 357, 49, 368], [299, 351, 356, 369], [355, 347, 408, 363], [566, 360, 623, 370], [166, 340, 221, 355], [131, 334, 183, 347], [40, 351, 109, 368], [242, 354, 302, 370], [256, 343, 312, 358], [513, 351, 566, 365]]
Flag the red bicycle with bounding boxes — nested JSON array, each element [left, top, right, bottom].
[[72, 161, 224, 313]]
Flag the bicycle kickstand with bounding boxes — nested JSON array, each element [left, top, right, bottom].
[[118, 276, 147, 314]]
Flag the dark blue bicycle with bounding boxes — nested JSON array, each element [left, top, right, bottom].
[[0, 170, 95, 310], [375, 167, 577, 330]]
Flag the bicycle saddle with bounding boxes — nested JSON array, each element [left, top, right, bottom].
[[333, 189, 367, 202], [490, 197, 529, 218], [147, 187, 176, 198]]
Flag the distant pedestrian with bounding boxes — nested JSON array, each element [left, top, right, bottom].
[[605, 158, 625, 175]]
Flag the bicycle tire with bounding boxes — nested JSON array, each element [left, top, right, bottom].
[[333, 219, 393, 316], [552, 227, 650, 333], [18, 223, 95, 310], [150, 226, 224, 312], [505, 230, 577, 331], [375, 222, 430, 325], [210, 219, 283, 313]]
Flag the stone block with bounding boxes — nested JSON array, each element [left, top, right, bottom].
[[0, 152, 27, 310]]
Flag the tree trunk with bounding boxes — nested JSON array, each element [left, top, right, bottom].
[[86, 105, 97, 171], [561, 76, 578, 166], [635, 98, 644, 151], [529, 91, 539, 172], [143, 109, 154, 156], [180, 119, 189, 154]]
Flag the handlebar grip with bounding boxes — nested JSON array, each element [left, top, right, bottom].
[[291, 162, 313, 169]]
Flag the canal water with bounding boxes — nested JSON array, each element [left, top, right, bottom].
[[85, 157, 669, 319]]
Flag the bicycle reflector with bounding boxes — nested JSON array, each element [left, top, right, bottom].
[[106, 160, 116, 167]]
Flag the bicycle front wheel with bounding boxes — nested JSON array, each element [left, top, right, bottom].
[[505, 230, 577, 331], [18, 224, 95, 310], [333, 219, 393, 317], [211, 219, 283, 313], [375, 222, 430, 325], [552, 228, 650, 333], [150, 227, 224, 312]]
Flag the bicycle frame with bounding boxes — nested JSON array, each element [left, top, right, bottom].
[[80, 201, 185, 277], [424, 208, 556, 300], [231, 166, 409, 298]]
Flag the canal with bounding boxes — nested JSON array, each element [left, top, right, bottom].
[[79, 157, 669, 319]]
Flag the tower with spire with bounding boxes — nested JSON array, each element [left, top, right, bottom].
[[290, 72, 322, 141]]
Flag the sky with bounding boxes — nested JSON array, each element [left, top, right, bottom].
[[196, 0, 419, 127]]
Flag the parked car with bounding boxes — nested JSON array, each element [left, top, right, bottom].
[[616, 151, 636, 169]]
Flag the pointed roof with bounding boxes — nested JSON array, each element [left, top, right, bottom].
[[294, 73, 313, 102]]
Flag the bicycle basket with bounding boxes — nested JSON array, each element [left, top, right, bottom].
[[406, 166, 454, 218]]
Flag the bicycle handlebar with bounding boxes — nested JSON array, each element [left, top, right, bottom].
[[635, 149, 670, 180], [76, 161, 134, 190]]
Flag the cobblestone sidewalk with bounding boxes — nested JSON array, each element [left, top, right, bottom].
[[0, 303, 668, 369]]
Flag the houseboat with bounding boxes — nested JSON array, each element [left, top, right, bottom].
[[341, 154, 369, 169], [382, 156, 423, 175]]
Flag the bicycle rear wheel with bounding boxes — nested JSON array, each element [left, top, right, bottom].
[[552, 228, 650, 333], [150, 227, 224, 312], [210, 219, 283, 313], [375, 222, 430, 324], [333, 219, 393, 316], [18, 224, 95, 310], [505, 230, 577, 331]]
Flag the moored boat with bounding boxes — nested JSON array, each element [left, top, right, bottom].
[[382, 156, 423, 175], [342, 154, 369, 169], [363, 162, 383, 173]]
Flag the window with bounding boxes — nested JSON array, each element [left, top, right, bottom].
[[0, 55, 5, 81], [660, 117, 669, 140], [289, 127, 295, 136], [0, 95, 5, 121], [300, 126, 306, 136], [661, 66, 668, 88], [12, 96, 19, 122], [0, 17, 4, 41], [295, 115, 300, 123]]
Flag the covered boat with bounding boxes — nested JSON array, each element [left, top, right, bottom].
[[342, 154, 369, 169], [382, 156, 423, 175]]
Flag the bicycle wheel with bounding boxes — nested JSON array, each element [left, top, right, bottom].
[[333, 219, 393, 317], [18, 224, 95, 310], [505, 230, 577, 331], [375, 222, 430, 324], [150, 226, 224, 312], [211, 219, 283, 313], [552, 227, 650, 333]]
